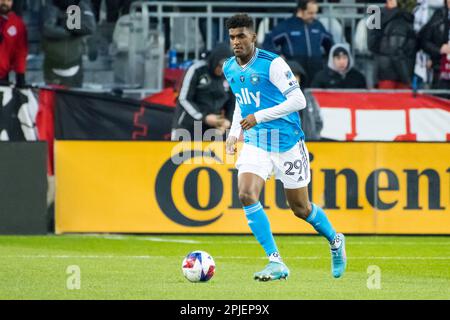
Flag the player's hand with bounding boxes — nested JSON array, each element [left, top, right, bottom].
[[226, 136, 238, 155], [240, 114, 257, 130]]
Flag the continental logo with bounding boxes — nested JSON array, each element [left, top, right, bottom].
[[155, 150, 224, 227], [155, 150, 450, 227]]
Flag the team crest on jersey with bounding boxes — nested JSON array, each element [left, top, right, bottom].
[[240, 75, 245, 83], [250, 74, 260, 85], [285, 70, 293, 80]]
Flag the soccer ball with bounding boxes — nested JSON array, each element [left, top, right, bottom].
[[181, 251, 215, 283]]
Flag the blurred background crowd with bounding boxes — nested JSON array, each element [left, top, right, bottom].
[[0, 0, 448, 90]]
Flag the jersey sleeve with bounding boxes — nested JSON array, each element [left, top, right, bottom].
[[254, 88, 306, 124], [228, 101, 242, 139], [269, 57, 300, 97]]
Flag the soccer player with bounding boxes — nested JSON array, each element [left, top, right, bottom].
[[223, 14, 346, 281]]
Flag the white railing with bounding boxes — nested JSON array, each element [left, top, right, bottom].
[[128, 1, 385, 90]]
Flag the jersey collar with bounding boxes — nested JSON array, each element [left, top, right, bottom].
[[238, 48, 259, 72]]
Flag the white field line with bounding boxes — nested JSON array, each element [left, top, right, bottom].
[[132, 238, 450, 246], [181, 241, 450, 245], [135, 237, 201, 244], [72, 235, 202, 244], [1, 255, 450, 260], [64, 235, 450, 246]]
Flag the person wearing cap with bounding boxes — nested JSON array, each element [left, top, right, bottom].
[[311, 43, 367, 89]]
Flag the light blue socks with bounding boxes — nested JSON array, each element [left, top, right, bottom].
[[244, 202, 279, 257], [306, 203, 337, 243], [244, 201, 336, 260]]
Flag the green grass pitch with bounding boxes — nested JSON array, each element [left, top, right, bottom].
[[0, 235, 449, 300]]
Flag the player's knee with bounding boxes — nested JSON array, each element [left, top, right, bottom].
[[239, 191, 259, 207], [291, 201, 312, 220]]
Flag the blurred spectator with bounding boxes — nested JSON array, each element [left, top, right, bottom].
[[0, 0, 27, 87], [286, 60, 323, 140], [419, 0, 450, 93], [311, 43, 367, 89], [42, 0, 96, 87], [263, 0, 334, 86], [368, 0, 417, 89], [413, 0, 434, 87], [91, 0, 136, 23], [171, 43, 234, 141]]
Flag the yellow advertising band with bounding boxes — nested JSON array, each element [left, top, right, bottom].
[[55, 142, 450, 234]]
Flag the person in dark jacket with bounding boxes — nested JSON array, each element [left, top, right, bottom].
[[311, 43, 367, 89], [171, 43, 235, 141], [42, 0, 96, 87], [368, 0, 417, 89], [262, 0, 334, 86], [419, 0, 450, 94]]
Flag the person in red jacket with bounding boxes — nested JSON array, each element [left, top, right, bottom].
[[0, 0, 27, 87]]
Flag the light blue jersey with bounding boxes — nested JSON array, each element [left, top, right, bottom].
[[223, 48, 304, 152]]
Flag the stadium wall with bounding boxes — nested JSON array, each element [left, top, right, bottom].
[[55, 141, 450, 235], [0, 142, 48, 235]]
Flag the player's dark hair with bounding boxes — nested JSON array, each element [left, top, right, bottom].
[[297, 0, 316, 11], [225, 13, 254, 30]]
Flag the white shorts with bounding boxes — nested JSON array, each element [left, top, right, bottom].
[[236, 140, 311, 189]]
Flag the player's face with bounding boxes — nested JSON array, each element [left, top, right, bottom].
[[228, 27, 256, 59], [0, 0, 13, 14], [333, 54, 349, 73], [300, 3, 318, 25]]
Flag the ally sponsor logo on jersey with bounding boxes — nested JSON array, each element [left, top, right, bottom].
[[235, 88, 261, 108]]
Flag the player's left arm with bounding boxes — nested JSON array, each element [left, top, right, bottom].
[[241, 58, 306, 129]]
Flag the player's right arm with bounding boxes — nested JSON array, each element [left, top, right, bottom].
[[226, 101, 242, 155]]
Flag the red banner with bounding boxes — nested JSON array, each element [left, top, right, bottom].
[[312, 91, 450, 141]]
